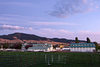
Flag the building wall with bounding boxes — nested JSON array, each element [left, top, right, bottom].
[[27, 49, 45, 52], [47, 46, 53, 51], [62, 48, 70, 50], [70, 47, 95, 52]]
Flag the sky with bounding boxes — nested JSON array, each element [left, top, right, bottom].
[[0, 0, 100, 43]]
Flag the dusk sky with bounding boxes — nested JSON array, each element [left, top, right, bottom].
[[0, 0, 100, 43]]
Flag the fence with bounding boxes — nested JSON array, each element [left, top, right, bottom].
[[21, 54, 66, 67], [0, 54, 100, 67], [0, 55, 21, 67]]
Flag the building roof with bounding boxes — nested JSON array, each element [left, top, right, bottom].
[[22, 43, 52, 50], [32, 44, 51, 45], [28, 46, 51, 49], [64, 46, 70, 48], [70, 43, 95, 48]]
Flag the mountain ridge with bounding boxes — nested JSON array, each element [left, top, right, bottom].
[[0, 32, 86, 43]]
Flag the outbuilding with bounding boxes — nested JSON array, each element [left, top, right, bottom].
[[22, 43, 53, 52], [70, 43, 95, 52]]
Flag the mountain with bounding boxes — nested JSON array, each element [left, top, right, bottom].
[[0, 32, 86, 43], [50, 38, 86, 43], [0, 33, 48, 40]]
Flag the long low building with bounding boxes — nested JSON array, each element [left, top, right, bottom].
[[22, 43, 96, 52], [70, 43, 95, 52], [22, 43, 53, 52]]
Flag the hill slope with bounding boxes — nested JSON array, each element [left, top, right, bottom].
[[0, 33, 48, 40], [0, 32, 86, 43]]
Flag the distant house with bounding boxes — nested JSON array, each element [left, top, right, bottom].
[[62, 46, 70, 51], [70, 43, 95, 52], [56, 47, 60, 50], [22, 43, 53, 52], [56, 46, 70, 51]]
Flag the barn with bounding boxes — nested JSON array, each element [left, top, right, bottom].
[[22, 43, 53, 52], [70, 43, 95, 52]]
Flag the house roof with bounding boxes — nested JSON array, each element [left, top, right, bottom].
[[22, 43, 52, 49], [28, 45, 51, 49], [64, 46, 70, 48], [70, 43, 95, 48], [32, 44, 51, 45]]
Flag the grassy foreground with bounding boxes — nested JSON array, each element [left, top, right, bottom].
[[0, 51, 100, 67]]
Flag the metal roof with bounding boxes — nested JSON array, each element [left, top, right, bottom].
[[22, 43, 52, 49], [28, 45, 51, 49], [70, 43, 95, 48], [32, 44, 51, 45]]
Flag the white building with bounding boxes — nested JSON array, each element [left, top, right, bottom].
[[22, 43, 53, 52], [70, 43, 95, 52], [62, 46, 70, 51]]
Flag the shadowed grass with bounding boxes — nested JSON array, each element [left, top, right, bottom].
[[0, 51, 100, 67]]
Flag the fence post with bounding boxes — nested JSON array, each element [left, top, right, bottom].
[[90, 54, 92, 65], [52, 54, 53, 63], [34, 54, 36, 65], [66, 54, 67, 64], [20, 55, 22, 67], [48, 55, 50, 65], [58, 54, 60, 63], [45, 54, 47, 63], [99, 55, 100, 63]]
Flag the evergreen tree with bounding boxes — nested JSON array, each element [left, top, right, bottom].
[[93, 42, 98, 52], [10, 45, 15, 49], [75, 37, 79, 43], [17, 43, 22, 49], [53, 45, 57, 49], [87, 37, 91, 43], [14, 43, 22, 49], [3, 43, 9, 49]]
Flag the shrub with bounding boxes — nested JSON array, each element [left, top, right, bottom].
[[3, 43, 9, 49], [25, 45, 33, 50], [14, 43, 22, 49]]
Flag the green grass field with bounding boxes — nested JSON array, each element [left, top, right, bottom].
[[0, 51, 100, 67]]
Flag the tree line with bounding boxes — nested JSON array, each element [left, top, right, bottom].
[[0, 43, 22, 49], [75, 37, 91, 43]]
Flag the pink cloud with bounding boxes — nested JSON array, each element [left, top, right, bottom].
[[82, 0, 87, 4], [0, 2, 36, 7], [95, 6, 99, 8], [0, 25, 33, 30], [49, 0, 99, 18], [30, 22, 77, 26]]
